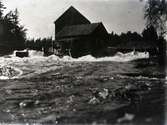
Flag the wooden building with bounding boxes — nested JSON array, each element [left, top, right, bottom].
[[54, 6, 91, 35], [54, 6, 108, 57]]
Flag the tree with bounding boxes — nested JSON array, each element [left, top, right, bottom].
[[142, 25, 158, 41], [3, 8, 27, 50], [144, 0, 167, 37], [0, 1, 27, 55], [143, 0, 167, 66], [0, 1, 6, 19]]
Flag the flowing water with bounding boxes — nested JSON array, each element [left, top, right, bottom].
[[0, 50, 165, 124], [0, 50, 149, 80]]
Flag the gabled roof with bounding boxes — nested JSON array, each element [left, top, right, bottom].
[[56, 22, 108, 38], [54, 6, 91, 33], [54, 6, 90, 24]]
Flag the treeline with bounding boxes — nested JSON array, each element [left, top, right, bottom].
[[107, 25, 159, 47], [26, 37, 53, 51], [106, 25, 166, 62], [26, 37, 54, 56]]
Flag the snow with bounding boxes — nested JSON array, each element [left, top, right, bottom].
[[0, 50, 149, 80]]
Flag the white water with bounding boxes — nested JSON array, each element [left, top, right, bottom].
[[0, 50, 149, 80], [75, 51, 149, 62]]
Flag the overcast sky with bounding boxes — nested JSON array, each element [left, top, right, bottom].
[[3, 0, 146, 39]]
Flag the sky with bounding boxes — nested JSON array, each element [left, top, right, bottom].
[[3, 0, 147, 39]]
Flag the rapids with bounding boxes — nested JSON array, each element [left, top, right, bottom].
[[0, 50, 149, 79]]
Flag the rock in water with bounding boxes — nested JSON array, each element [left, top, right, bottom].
[[88, 97, 100, 105], [16, 51, 29, 58], [117, 113, 135, 123], [99, 88, 109, 99], [0, 66, 22, 79]]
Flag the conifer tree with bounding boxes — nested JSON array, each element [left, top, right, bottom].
[[0, 0, 5, 19]]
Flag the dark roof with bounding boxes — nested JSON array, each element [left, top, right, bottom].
[[56, 22, 107, 38], [54, 6, 90, 24], [54, 6, 91, 33]]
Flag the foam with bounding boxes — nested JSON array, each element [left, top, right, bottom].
[[0, 50, 149, 79]]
